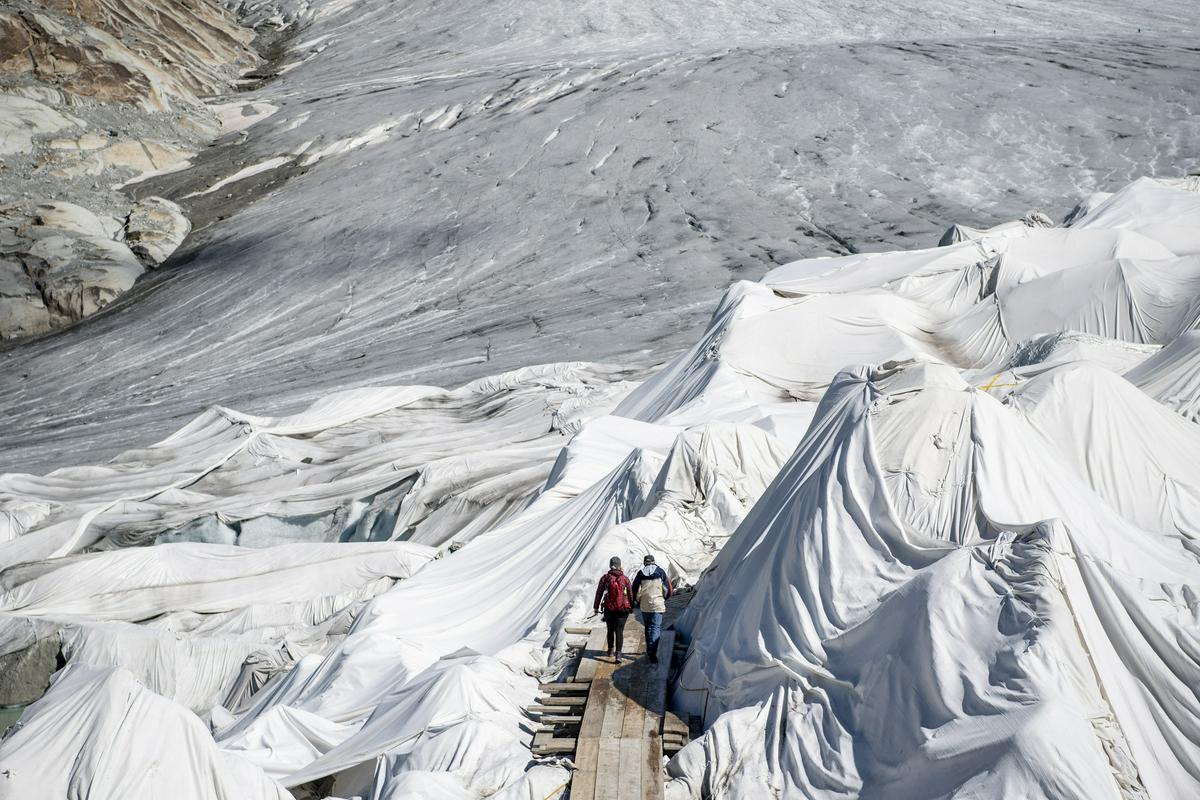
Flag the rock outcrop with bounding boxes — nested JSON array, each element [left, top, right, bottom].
[[125, 197, 191, 267], [0, 198, 189, 338], [0, 0, 259, 339], [0, 0, 257, 109]]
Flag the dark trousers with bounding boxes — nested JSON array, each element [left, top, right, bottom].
[[603, 610, 629, 653]]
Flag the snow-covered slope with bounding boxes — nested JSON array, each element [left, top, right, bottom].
[[1, 175, 1199, 799]]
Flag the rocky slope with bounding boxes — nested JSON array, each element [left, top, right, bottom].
[[0, 0, 263, 338]]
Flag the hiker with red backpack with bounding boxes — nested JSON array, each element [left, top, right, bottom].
[[593, 556, 633, 663]]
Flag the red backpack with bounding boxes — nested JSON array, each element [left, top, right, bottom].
[[602, 572, 632, 612]]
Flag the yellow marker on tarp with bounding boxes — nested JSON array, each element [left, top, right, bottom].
[[978, 373, 1016, 391]]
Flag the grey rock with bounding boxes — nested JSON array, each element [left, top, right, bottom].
[[125, 197, 190, 268], [0, 203, 149, 338], [0, 636, 59, 707]]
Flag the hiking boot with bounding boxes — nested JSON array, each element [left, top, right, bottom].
[[606, 649, 614, 660], [648, 652, 659, 664], [614, 652, 623, 663]]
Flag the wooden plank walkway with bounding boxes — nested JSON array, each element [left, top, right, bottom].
[[569, 622, 675, 800], [531, 594, 697, 796]]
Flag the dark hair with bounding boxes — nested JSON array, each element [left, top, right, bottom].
[[643, 554, 655, 564], [609, 556, 622, 569]]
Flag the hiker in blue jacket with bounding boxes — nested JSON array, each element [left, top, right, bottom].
[[631, 554, 673, 663]]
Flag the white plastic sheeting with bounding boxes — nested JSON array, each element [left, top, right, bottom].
[[0, 363, 642, 562], [662, 177, 1200, 799], [670, 362, 1200, 798], [1125, 330, 1200, 422], [0, 665, 290, 799], [0, 542, 436, 712], [0, 542, 435, 620], [0, 176, 1198, 799]]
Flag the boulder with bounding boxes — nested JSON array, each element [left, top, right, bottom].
[[30, 201, 114, 238], [0, 93, 81, 155], [0, 258, 53, 339], [124, 196, 190, 267], [0, 204, 147, 337], [0, 636, 60, 706]]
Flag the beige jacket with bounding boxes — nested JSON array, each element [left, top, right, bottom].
[[636, 575, 667, 613]]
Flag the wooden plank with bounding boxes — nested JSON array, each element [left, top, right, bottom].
[[540, 682, 590, 693], [539, 725, 583, 735], [624, 619, 646, 656], [588, 669, 628, 800], [643, 735, 665, 800], [618, 666, 648, 800], [565, 625, 592, 635], [642, 702, 661, 797], [537, 694, 586, 706], [621, 668, 650, 737], [616, 738, 642, 800], [598, 677, 627, 740], [641, 649, 666, 799], [654, 631, 675, 685], [663, 709, 690, 735], [575, 626, 611, 683], [529, 703, 576, 713], [595, 739, 623, 800], [539, 714, 583, 725], [532, 732, 577, 755], [571, 737, 600, 800], [646, 630, 675, 800], [578, 683, 609, 740]]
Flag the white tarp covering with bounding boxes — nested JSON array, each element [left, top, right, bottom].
[[0, 665, 291, 799], [1, 176, 1199, 799]]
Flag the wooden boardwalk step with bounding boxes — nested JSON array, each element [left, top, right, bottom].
[[537, 694, 586, 706], [539, 714, 583, 725], [539, 681, 591, 693], [529, 604, 696, 800], [574, 626, 617, 683], [663, 702, 691, 755], [663, 709, 690, 735], [569, 625, 673, 800], [532, 732, 577, 755]]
